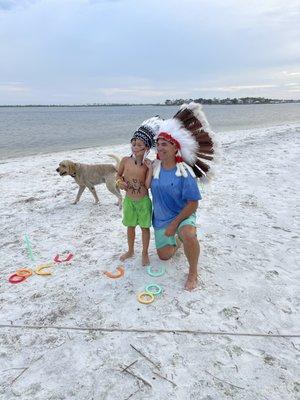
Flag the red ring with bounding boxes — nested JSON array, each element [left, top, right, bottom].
[[9, 274, 27, 284]]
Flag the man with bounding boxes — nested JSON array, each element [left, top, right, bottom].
[[150, 116, 202, 291]]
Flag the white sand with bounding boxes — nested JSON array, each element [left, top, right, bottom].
[[0, 123, 299, 399]]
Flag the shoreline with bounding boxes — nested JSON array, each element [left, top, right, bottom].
[[1, 121, 299, 164]]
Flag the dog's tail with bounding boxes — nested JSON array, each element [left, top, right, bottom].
[[107, 154, 120, 170]]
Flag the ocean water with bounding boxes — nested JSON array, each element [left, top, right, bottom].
[[0, 103, 299, 160]]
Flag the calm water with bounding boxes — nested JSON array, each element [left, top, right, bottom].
[[0, 104, 299, 159]]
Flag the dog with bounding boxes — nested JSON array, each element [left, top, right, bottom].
[[56, 154, 122, 207]]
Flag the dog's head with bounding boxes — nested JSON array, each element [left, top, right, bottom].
[[56, 160, 76, 177]]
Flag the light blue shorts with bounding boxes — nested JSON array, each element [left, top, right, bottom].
[[154, 213, 197, 249]]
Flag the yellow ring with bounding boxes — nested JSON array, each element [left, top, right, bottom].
[[34, 263, 54, 276], [16, 268, 33, 278], [137, 292, 155, 304]]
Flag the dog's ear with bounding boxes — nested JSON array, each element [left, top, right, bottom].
[[68, 162, 76, 176]]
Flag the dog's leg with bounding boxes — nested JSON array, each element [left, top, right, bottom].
[[87, 185, 100, 204], [105, 176, 123, 209], [73, 186, 86, 204]]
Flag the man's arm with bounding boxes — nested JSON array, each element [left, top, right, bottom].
[[165, 200, 198, 236]]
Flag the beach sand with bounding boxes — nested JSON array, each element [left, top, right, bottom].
[[0, 124, 299, 399]]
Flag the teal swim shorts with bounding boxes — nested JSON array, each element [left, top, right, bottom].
[[154, 213, 197, 249], [122, 196, 152, 228]]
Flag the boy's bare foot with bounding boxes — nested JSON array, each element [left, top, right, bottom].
[[142, 252, 150, 266], [120, 251, 134, 261], [185, 273, 198, 291]]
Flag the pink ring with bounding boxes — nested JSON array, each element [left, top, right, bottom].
[[54, 253, 73, 263]]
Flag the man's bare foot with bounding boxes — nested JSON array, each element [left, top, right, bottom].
[[185, 273, 198, 291], [142, 252, 150, 266], [120, 251, 134, 261]]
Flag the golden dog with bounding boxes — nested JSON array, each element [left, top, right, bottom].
[[56, 155, 122, 207]]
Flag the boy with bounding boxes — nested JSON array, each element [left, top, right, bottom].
[[116, 118, 160, 266]]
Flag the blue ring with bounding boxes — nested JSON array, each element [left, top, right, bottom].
[[146, 265, 165, 277], [145, 284, 162, 296]]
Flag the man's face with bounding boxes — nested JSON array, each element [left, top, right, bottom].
[[156, 138, 177, 161]]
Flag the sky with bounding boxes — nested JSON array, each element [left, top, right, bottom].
[[0, 0, 299, 104]]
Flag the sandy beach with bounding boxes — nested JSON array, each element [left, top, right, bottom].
[[0, 123, 299, 399]]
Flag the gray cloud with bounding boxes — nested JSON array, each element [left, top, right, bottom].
[[0, 0, 299, 103], [0, 0, 36, 10]]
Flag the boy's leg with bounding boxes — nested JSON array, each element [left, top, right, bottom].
[[178, 225, 200, 291], [141, 227, 150, 266], [120, 226, 135, 261]]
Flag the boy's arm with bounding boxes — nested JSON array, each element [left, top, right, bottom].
[[116, 158, 127, 190], [144, 159, 153, 189]]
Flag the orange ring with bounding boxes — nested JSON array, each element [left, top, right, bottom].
[[104, 266, 124, 279], [16, 268, 33, 278]]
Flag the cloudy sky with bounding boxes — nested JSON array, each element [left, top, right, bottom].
[[0, 0, 299, 104]]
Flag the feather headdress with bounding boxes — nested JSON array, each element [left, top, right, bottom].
[[153, 102, 217, 180]]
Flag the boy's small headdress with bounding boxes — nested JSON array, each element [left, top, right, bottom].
[[131, 116, 161, 149], [131, 116, 162, 164], [153, 102, 218, 180]]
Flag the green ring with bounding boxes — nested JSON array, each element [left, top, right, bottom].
[[146, 265, 165, 277], [145, 284, 162, 296]]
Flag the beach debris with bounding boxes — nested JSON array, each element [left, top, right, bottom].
[[11, 355, 43, 385], [104, 266, 124, 279], [120, 365, 152, 388], [130, 344, 161, 370], [205, 369, 245, 390], [152, 370, 177, 387], [121, 359, 139, 372]]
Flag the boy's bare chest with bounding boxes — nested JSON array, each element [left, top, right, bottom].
[[123, 160, 147, 180]]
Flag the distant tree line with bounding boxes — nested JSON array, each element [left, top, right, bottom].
[[165, 97, 299, 105]]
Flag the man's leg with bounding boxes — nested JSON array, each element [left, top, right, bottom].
[[157, 245, 175, 261], [178, 225, 200, 291]]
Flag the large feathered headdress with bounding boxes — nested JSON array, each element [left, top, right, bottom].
[[153, 102, 217, 180]]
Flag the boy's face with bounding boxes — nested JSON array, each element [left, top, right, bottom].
[[131, 138, 149, 156]]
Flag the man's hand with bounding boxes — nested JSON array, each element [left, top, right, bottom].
[[165, 221, 177, 237]]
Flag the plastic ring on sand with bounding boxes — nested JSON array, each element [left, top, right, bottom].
[[104, 266, 124, 279], [145, 284, 162, 296], [9, 274, 27, 284], [35, 263, 54, 276], [54, 253, 73, 263], [137, 292, 155, 304], [16, 268, 33, 278], [146, 265, 165, 277]]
